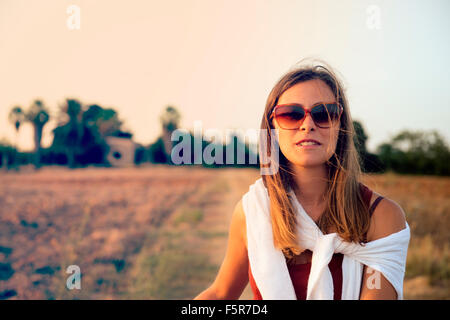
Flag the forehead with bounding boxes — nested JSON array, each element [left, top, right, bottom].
[[278, 79, 335, 108]]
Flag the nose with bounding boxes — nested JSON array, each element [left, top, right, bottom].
[[299, 111, 316, 131]]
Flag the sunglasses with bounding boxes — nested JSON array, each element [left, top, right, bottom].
[[269, 102, 343, 129]]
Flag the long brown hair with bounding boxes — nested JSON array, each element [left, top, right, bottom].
[[259, 59, 370, 260]]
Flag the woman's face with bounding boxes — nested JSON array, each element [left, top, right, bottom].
[[271, 79, 341, 168]]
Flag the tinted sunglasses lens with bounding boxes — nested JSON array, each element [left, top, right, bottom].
[[275, 105, 305, 129], [311, 104, 340, 125], [326, 104, 341, 120]]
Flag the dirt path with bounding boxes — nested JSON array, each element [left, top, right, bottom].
[[190, 168, 260, 300]]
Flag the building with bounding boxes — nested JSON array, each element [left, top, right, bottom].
[[105, 136, 136, 167]]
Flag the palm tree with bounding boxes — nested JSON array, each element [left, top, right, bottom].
[[25, 99, 50, 168], [8, 106, 25, 134], [159, 105, 181, 162], [62, 99, 83, 168], [8, 106, 25, 168]]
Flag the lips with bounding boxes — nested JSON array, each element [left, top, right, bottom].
[[296, 139, 321, 145]]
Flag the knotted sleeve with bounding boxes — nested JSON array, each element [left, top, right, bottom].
[[340, 224, 411, 300], [242, 178, 297, 300]]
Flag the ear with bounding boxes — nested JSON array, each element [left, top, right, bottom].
[[270, 117, 277, 129]]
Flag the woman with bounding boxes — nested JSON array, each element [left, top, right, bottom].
[[194, 60, 410, 300]]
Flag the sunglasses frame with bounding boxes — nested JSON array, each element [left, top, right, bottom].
[[269, 102, 343, 129]]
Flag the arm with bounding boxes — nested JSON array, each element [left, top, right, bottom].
[[359, 197, 407, 300], [194, 199, 249, 300]]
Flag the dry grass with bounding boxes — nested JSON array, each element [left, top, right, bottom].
[[0, 165, 222, 299], [0, 167, 447, 300], [361, 172, 450, 299]]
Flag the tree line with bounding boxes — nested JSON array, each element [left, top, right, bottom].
[[1, 99, 449, 176]]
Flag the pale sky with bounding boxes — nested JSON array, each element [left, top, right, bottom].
[[1, 0, 449, 153]]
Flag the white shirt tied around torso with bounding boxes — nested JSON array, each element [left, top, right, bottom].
[[242, 178, 410, 300]]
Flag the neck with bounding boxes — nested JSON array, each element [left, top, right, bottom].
[[290, 164, 329, 208]]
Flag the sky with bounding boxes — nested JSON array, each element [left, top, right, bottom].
[[0, 0, 449, 153]]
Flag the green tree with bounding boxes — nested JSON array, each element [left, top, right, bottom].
[[8, 106, 25, 134], [159, 106, 181, 163], [84, 105, 123, 137], [148, 136, 168, 164], [353, 120, 368, 156], [56, 99, 83, 167], [25, 99, 50, 168], [8, 106, 25, 168], [352, 120, 383, 173], [0, 139, 15, 169], [51, 100, 129, 167], [376, 130, 450, 175]]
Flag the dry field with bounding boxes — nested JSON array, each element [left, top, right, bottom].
[[361, 173, 449, 299], [0, 166, 448, 300], [0, 165, 259, 300]]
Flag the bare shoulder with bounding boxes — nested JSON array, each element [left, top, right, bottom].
[[366, 192, 407, 242], [231, 199, 248, 250]]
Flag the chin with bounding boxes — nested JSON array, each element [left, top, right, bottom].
[[288, 156, 325, 168]]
